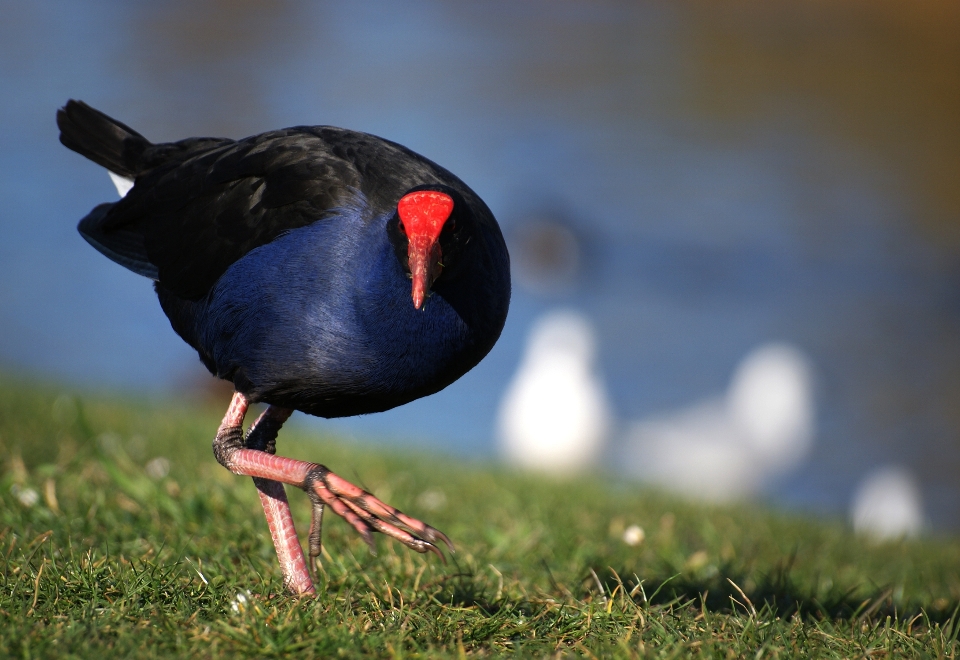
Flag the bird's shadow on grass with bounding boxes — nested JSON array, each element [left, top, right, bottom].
[[426, 553, 959, 626], [589, 557, 960, 625], [426, 566, 510, 615]]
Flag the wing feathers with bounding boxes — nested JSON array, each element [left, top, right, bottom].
[[61, 102, 464, 300], [77, 203, 158, 279]]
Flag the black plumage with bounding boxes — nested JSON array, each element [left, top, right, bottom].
[[58, 100, 510, 418], [58, 100, 494, 301]]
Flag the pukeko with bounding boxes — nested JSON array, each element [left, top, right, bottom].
[[57, 100, 510, 595]]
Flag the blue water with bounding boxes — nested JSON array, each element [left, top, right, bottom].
[[2, 1, 958, 529]]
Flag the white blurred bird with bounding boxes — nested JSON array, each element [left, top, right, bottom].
[[850, 466, 924, 540], [619, 343, 815, 501], [497, 310, 612, 474]]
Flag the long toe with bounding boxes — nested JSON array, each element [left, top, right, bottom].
[[306, 466, 453, 561]]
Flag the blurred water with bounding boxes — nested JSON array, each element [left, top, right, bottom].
[[1, 1, 958, 528]]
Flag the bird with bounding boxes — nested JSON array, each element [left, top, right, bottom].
[[496, 310, 612, 474], [57, 100, 511, 595], [619, 343, 815, 502], [850, 466, 924, 540], [508, 211, 583, 295]]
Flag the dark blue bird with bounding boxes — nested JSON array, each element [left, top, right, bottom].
[[57, 100, 510, 595]]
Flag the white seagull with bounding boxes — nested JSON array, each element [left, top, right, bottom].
[[496, 310, 612, 474], [850, 466, 925, 540], [619, 342, 815, 502]]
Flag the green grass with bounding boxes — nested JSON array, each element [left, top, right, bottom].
[[1, 372, 959, 658]]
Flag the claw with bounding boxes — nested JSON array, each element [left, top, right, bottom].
[[422, 526, 455, 554], [420, 540, 446, 563]]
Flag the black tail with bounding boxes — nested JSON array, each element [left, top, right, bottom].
[[56, 100, 150, 178]]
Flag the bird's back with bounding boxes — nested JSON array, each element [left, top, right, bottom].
[[58, 100, 491, 301]]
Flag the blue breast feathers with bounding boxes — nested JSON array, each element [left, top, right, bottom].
[[189, 210, 476, 417]]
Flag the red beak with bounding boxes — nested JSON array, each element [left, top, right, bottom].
[[408, 236, 443, 310], [397, 191, 454, 310]]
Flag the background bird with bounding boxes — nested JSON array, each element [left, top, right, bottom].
[[496, 309, 612, 474], [618, 342, 815, 502], [57, 99, 511, 595], [851, 466, 925, 540]]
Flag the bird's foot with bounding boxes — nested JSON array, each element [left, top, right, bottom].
[[223, 449, 454, 561], [302, 465, 454, 561]]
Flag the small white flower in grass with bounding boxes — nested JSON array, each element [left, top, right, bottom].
[[231, 590, 253, 613], [145, 457, 171, 480], [11, 484, 39, 508], [622, 524, 645, 546]]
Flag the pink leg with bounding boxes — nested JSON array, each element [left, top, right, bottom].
[[214, 393, 314, 595], [246, 406, 315, 595], [213, 392, 453, 596]]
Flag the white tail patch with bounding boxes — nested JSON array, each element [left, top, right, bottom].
[[108, 170, 135, 198]]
